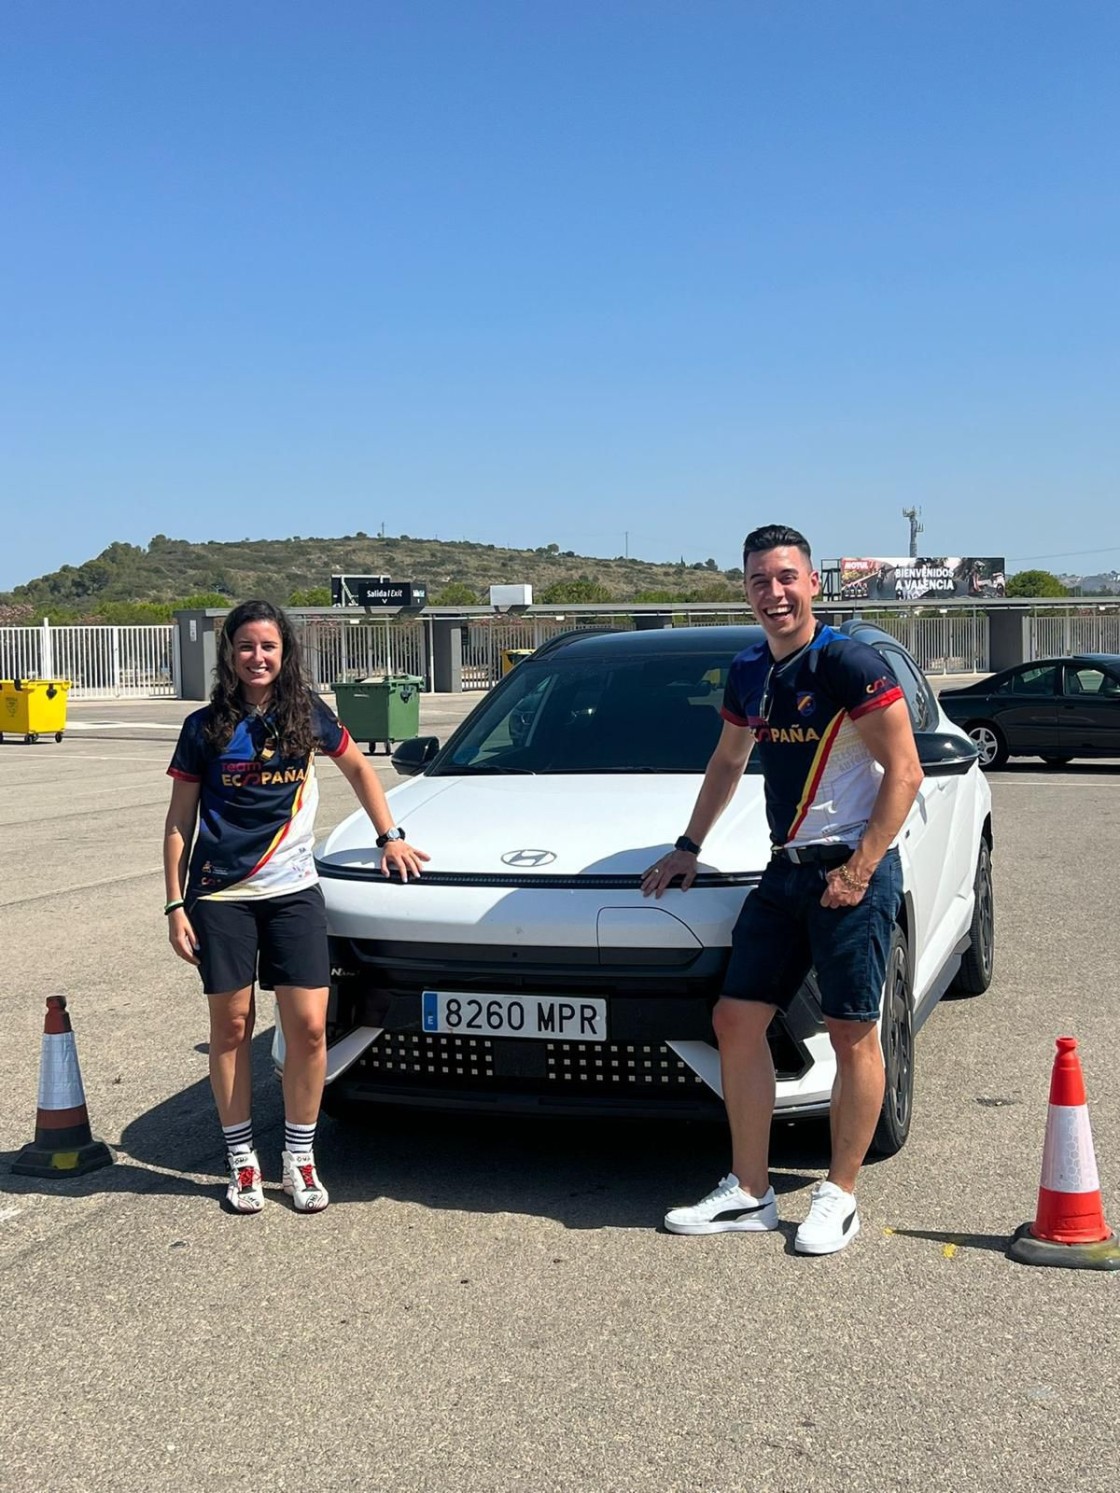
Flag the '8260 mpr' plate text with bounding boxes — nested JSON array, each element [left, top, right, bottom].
[[422, 991, 607, 1041]]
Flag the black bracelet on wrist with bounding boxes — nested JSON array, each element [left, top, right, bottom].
[[164, 899, 185, 916], [675, 835, 702, 856]]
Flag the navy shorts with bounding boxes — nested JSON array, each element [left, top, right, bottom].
[[721, 848, 903, 1022], [189, 885, 330, 997]]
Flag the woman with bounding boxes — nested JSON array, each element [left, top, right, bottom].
[[163, 600, 428, 1213]]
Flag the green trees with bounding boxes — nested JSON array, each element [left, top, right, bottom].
[[1004, 569, 1069, 598]]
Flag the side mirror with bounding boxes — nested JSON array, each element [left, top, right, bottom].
[[917, 732, 979, 777], [391, 736, 440, 776]]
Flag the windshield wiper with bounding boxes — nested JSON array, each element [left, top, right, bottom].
[[439, 764, 536, 775]]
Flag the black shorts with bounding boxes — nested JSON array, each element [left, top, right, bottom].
[[189, 885, 330, 996], [721, 848, 903, 1022]]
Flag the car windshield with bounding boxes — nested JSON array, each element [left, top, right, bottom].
[[434, 651, 759, 775]]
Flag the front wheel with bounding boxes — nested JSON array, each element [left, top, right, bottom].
[[950, 841, 995, 996], [869, 925, 913, 1158], [967, 721, 1008, 769]]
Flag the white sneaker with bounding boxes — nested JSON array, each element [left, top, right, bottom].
[[664, 1174, 778, 1235], [794, 1180, 860, 1255], [282, 1150, 330, 1213], [225, 1149, 264, 1214]]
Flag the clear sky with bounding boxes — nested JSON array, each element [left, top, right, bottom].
[[3, 1, 1118, 591]]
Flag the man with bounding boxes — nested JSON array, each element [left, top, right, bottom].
[[642, 524, 923, 1254]]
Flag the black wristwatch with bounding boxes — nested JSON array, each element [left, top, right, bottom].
[[675, 834, 702, 855], [376, 827, 406, 848]]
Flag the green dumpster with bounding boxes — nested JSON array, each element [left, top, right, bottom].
[[332, 674, 423, 755]]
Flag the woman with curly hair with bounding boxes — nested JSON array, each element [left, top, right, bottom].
[[163, 600, 428, 1213]]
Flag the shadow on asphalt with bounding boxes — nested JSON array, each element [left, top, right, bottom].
[[2, 1032, 836, 1228]]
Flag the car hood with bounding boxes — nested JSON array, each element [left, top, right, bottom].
[[317, 772, 773, 876]]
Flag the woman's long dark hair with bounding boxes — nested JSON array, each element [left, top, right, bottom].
[[204, 600, 316, 757]]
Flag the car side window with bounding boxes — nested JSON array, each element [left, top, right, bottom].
[[1069, 665, 1117, 692], [997, 664, 1060, 697], [875, 645, 934, 733]]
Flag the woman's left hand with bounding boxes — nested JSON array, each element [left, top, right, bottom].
[[380, 839, 431, 881]]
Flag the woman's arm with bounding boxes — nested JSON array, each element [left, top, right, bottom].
[[164, 777, 201, 964], [332, 739, 431, 880]]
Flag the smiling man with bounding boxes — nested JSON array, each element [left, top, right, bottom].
[[643, 524, 923, 1254]]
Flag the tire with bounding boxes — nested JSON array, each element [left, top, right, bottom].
[[870, 925, 913, 1158], [966, 721, 1008, 769], [25, 733, 39, 744], [950, 841, 995, 996], [55, 731, 64, 743], [1040, 754, 1072, 767]]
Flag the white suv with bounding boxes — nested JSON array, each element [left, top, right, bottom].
[[276, 622, 994, 1155]]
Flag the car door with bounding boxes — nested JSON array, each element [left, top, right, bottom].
[[873, 643, 975, 979], [989, 663, 1062, 752], [1057, 663, 1120, 757]]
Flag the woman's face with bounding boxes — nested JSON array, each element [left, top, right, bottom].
[[230, 620, 283, 701]]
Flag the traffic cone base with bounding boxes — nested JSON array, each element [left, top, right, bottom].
[[1008, 1036, 1115, 1271], [12, 1136, 113, 1178], [1009, 1222, 1120, 1272], [11, 995, 114, 1179]]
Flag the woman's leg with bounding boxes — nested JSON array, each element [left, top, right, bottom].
[[274, 985, 329, 1126], [207, 987, 256, 1125]]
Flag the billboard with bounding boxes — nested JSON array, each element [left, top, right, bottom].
[[834, 556, 1006, 603], [330, 575, 429, 608]]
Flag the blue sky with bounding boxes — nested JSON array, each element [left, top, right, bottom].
[[3, 1, 1118, 591]]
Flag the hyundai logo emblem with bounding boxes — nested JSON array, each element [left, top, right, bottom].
[[501, 848, 557, 867]]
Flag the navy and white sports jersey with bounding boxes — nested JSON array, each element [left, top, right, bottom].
[[168, 693, 350, 901], [721, 625, 905, 848]]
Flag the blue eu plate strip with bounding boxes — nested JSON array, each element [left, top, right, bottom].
[[422, 991, 439, 1031]]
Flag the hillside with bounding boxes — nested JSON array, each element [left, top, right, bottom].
[[0, 533, 744, 623]]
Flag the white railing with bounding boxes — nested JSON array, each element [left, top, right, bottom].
[[1030, 611, 1120, 658], [857, 611, 989, 674], [0, 623, 176, 699], [295, 617, 428, 692], [461, 617, 634, 689]]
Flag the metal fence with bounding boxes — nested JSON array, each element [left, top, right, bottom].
[[460, 616, 634, 689], [0, 623, 176, 699], [1030, 610, 1120, 658], [844, 610, 990, 674], [295, 616, 428, 692]]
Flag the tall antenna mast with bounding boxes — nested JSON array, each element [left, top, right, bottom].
[[901, 506, 924, 557]]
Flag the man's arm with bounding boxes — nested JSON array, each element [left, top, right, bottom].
[[641, 720, 754, 898], [822, 697, 923, 908]]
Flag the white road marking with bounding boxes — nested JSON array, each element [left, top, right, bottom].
[[63, 722, 178, 731], [0, 1207, 22, 1224]]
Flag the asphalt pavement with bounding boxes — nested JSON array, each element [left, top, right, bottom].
[[2, 688, 1118, 1493]]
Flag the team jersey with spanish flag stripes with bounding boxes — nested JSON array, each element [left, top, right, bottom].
[[168, 693, 350, 901], [721, 625, 904, 849]]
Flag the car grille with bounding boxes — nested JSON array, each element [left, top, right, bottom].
[[348, 1023, 806, 1091]]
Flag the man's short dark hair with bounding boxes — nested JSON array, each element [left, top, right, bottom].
[[742, 524, 812, 568]]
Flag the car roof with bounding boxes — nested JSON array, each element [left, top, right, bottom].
[[534, 624, 766, 660]]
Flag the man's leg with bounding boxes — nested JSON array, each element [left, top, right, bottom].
[[711, 996, 778, 1197], [824, 1017, 884, 1194]]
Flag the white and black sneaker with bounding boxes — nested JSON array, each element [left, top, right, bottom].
[[664, 1174, 779, 1235], [282, 1150, 330, 1213], [225, 1149, 264, 1214], [794, 1181, 860, 1255]]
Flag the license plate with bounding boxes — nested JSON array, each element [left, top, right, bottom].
[[421, 991, 608, 1042]]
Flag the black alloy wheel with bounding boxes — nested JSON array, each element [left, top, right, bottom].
[[870, 925, 913, 1157], [950, 841, 995, 996], [967, 721, 1008, 769]]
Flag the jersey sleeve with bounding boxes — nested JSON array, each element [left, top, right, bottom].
[[826, 641, 905, 720], [311, 692, 351, 757], [167, 710, 208, 781], [720, 657, 753, 728]]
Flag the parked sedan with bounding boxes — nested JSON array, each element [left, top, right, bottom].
[[275, 623, 994, 1157], [939, 654, 1120, 767]]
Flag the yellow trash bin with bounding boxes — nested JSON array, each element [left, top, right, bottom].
[[0, 679, 70, 743], [500, 648, 535, 676]]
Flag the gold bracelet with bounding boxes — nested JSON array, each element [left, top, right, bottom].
[[837, 864, 869, 892]]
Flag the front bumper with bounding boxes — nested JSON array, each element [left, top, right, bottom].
[[286, 936, 831, 1120]]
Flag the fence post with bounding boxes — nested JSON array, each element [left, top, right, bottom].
[[40, 618, 53, 678]]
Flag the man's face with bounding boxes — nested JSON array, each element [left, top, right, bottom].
[[744, 545, 820, 651]]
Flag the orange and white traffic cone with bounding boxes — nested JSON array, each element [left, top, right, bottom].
[[12, 996, 113, 1177], [1009, 1036, 1120, 1270]]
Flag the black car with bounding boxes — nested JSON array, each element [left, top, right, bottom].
[[939, 654, 1120, 767]]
